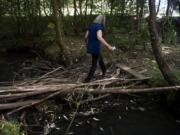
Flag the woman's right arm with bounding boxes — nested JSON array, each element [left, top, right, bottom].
[[84, 31, 89, 45], [97, 30, 113, 50]]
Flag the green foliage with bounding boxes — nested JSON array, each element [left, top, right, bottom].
[[138, 21, 150, 41], [106, 32, 131, 51], [162, 19, 177, 45], [149, 68, 180, 86], [0, 120, 23, 135], [163, 27, 177, 45], [43, 22, 56, 41], [48, 22, 55, 29]]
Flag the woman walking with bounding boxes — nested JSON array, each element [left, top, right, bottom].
[[84, 15, 113, 82]]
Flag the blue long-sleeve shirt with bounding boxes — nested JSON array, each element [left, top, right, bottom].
[[87, 23, 103, 54]]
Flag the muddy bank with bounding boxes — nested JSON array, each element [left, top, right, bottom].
[[0, 49, 59, 83], [0, 53, 33, 82]]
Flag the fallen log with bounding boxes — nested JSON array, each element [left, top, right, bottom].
[[29, 66, 64, 84], [0, 83, 179, 101], [81, 85, 180, 93], [1, 85, 179, 114], [116, 63, 147, 79], [0, 100, 41, 110], [0, 84, 76, 93], [0, 77, 124, 94], [0, 84, 76, 101], [7, 89, 67, 115], [6, 84, 142, 114], [93, 77, 149, 83], [0, 76, 149, 94]]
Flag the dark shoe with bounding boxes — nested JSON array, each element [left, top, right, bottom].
[[102, 69, 106, 76]]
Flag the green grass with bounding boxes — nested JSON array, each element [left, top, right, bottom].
[[0, 120, 23, 135]]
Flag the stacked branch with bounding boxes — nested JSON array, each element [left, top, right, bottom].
[[0, 63, 178, 115]]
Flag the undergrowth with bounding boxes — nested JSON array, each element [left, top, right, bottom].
[[149, 68, 180, 86]]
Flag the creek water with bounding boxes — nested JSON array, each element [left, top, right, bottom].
[[24, 95, 180, 135]]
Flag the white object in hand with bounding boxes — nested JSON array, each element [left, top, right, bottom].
[[112, 46, 116, 51]]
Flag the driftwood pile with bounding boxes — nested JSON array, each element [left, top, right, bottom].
[[0, 63, 180, 115]]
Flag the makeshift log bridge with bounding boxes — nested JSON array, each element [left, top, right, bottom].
[[0, 63, 179, 114]]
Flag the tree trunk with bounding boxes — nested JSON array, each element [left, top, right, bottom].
[[121, 0, 126, 16], [51, 0, 65, 58], [148, 0, 180, 85], [73, 0, 78, 33], [90, 0, 94, 15], [84, 0, 89, 26], [156, 0, 161, 16], [139, 0, 144, 21], [79, 0, 83, 17], [110, 0, 114, 15], [85, 0, 88, 16], [166, 0, 171, 17]]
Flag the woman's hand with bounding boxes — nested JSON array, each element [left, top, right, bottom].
[[97, 30, 115, 51], [108, 45, 117, 51], [107, 45, 114, 51]]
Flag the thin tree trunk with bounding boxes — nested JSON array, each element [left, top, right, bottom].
[[66, 0, 70, 16], [121, 0, 126, 16], [51, 0, 65, 57], [73, 0, 78, 33], [136, 0, 145, 31], [110, 0, 114, 15], [62, 0, 65, 15], [79, 0, 83, 16], [139, 0, 144, 21], [90, 0, 94, 15], [74, 0, 77, 20], [166, 0, 171, 17], [85, 0, 88, 16], [38, 0, 41, 16], [84, 0, 89, 26], [148, 0, 180, 85], [156, 0, 161, 16], [136, 0, 140, 20]]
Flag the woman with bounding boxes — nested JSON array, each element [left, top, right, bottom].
[[84, 15, 113, 82]]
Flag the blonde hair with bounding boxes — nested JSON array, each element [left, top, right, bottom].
[[93, 15, 106, 27]]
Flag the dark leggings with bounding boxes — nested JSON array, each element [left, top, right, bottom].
[[85, 53, 106, 81]]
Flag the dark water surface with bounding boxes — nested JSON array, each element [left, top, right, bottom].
[[45, 96, 180, 135], [68, 107, 180, 135]]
